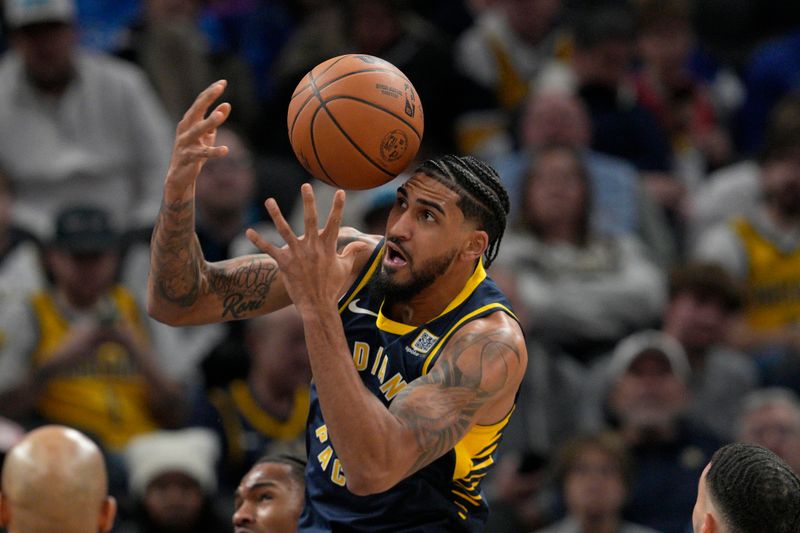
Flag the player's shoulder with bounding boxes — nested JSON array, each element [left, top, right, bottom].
[[451, 307, 525, 352]]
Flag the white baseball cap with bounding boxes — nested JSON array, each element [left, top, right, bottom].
[[606, 330, 691, 383], [4, 0, 75, 29]]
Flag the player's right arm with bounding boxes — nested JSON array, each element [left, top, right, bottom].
[[147, 81, 377, 326], [147, 80, 290, 326]]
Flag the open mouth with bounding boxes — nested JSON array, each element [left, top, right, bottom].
[[384, 242, 408, 267]]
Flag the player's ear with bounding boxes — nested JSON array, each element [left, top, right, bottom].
[[98, 496, 117, 532], [700, 513, 716, 533], [0, 492, 9, 526], [462, 230, 488, 261]]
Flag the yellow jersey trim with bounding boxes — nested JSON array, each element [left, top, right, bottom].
[[375, 260, 489, 335], [421, 302, 514, 375], [230, 381, 310, 440]]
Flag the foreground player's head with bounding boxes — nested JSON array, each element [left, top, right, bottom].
[[692, 443, 800, 533], [0, 425, 116, 533], [233, 455, 305, 533], [376, 154, 509, 302], [414, 155, 510, 267]]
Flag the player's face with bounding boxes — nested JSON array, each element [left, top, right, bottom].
[[233, 463, 303, 533], [377, 174, 465, 300]]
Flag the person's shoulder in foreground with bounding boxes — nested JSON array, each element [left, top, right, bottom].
[[692, 442, 800, 533]]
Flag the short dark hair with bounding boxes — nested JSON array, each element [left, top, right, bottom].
[[416, 155, 510, 267], [254, 454, 306, 486], [555, 431, 633, 489], [668, 262, 743, 312], [706, 443, 800, 533]]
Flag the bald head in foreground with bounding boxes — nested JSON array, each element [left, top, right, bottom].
[[692, 443, 800, 533], [0, 425, 116, 533]]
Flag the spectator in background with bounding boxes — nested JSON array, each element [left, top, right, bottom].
[[692, 443, 800, 533], [493, 87, 677, 266], [454, 0, 567, 156], [0, 167, 44, 298], [691, 91, 800, 242], [0, 425, 117, 533], [0, 206, 184, 452], [191, 306, 310, 492], [693, 122, 800, 383], [587, 330, 721, 533], [0, 0, 173, 237], [690, 93, 800, 244], [120, 428, 228, 533], [633, 0, 734, 190], [115, 0, 258, 135], [272, 0, 469, 156], [737, 26, 800, 153], [495, 145, 664, 363], [535, 432, 658, 533], [539, 4, 686, 245], [736, 388, 800, 474], [232, 455, 306, 533], [662, 262, 756, 440]]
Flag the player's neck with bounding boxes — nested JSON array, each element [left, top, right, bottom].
[[384, 262, 476, 326]]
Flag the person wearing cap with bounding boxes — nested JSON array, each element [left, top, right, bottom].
[[0, 0, 172, 237], [0, 205, 184, 453], [584, 330, 722, 533], [119, 428, 229, 533]]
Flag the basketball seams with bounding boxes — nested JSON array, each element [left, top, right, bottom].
[[308, 70, 395, 183], [308, 104, 340, 187], [290, 67, 414, 103], [289, 67, 415, 143], [321, 95, 423, 140]]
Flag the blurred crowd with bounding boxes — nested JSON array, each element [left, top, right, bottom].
[[1, 0, 800, 531]]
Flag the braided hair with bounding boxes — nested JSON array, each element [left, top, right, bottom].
[[415, 155, 510, 267], [706, 443, 800, 533]]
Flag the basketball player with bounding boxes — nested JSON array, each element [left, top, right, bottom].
[[148, 80, 527, 531], [692, 443, 800, 533], [233, 455, 306, 533], [0, 425, 116, 533]]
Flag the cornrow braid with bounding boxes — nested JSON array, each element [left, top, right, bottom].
[[707, 443, 800, 533], [416, 155, 510, 266]]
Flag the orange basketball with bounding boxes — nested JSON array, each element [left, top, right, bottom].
[[287, 54, 424, 190]]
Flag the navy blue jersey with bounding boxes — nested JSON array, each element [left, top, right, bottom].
[[300, 240, 518, 532]]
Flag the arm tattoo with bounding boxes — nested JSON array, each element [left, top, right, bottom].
[[389, 330, 520, 476], [208, 261, 279, 319], [151, 198, 203, 307]]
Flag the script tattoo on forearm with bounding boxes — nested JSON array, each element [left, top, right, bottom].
[[390, 331, 519, 476], [151, 198, 203, 307], [208, 261, 279, 319]]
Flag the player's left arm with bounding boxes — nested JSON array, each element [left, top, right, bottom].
[[388, 312, 526, 480], [320, 311, 526, 496]]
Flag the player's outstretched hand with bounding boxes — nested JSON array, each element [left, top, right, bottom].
[[166, 80, 232, 191], [246, 184, 369, 312]]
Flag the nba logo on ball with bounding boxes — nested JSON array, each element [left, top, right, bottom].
[[380, 130, 408, 163], [287, 54, 424, 190]]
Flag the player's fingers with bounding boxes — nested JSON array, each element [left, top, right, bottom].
[[322, 189, 346, 242], [264, 198, 299, 245], [178, 80, 227, 132], [186, 102, 231, 142], [245, 228, 281, 258], [300, 184, 319, 240]]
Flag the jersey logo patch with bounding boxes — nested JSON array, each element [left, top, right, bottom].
[[410, 329, 439, 354]]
